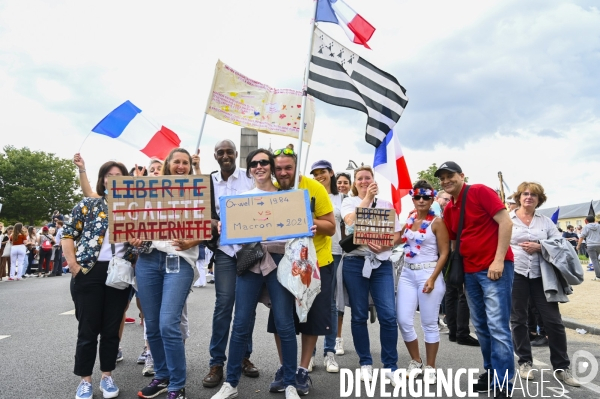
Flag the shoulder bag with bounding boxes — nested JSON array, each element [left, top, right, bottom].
[[339, 198, 377, 253], [444, 185, 470, 287], [2, 237, 12, 258], [236, 242, 264, 276], [106, 244, 135, 290]]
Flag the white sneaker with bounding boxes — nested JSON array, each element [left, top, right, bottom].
[[555, 369, 581, 387], [324, 352, 339, 373], [423, 366, 436, 384], [360, 365, 373, 381], [438, 325, 450, 334], [307, 355, 315, 372], [406, 359, 423, 378], [385, 370, 397, 387], [285, 385, 300, 399], [210, 382, 238, 399], [519, 362, 534, 380], [335, 337, 345, 355]]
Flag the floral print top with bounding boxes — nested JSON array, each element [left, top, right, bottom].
[[62, 197, 135, 274]]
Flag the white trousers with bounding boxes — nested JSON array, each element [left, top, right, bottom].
[[194, 259, 206, 287], [10, 244, 26, 278], [397, 266, 446, 343]]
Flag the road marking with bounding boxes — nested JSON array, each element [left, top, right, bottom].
[[531, 356, 600, 394], [0, 335, 10, 340], [60, 309, 75, 315]]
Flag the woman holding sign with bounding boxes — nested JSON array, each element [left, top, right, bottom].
[[62, 160, 134, 399], [133, 148, 200, 399], [211, 149, 301, 399], [397, 180, 449, 384], [340, 165, 401, 382]]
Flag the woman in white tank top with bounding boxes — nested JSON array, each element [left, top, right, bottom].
[[397, 180, 449, 384]]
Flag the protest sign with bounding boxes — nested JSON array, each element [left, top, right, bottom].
[[353, 207, 395, 246], [205, 60, 316, 143], [220, 190, 313, 245], [106, 175, 212, 243]]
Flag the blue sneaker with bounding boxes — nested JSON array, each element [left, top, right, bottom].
[[295, 368, 312, 396], [269, 365, 285, 393], [76, 380, 93, 399], [100, 375, 120, 398]]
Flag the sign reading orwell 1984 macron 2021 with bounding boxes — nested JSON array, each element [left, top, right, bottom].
[[353, 207, 395, 246], [219, 190, 313, 245], [106, 176, 212, 243]]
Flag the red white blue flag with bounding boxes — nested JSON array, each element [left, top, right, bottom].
[[316, 0, 375, 49], [91, 101, 181, 160]]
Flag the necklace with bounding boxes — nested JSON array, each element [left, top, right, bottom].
[[402, 209, 436, 258]]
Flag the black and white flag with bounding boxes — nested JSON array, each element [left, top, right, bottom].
[[307, 28, 408, 148]]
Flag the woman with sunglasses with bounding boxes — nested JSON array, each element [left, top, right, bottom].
[[212, 149, 301, 399], [397, 180, 449, 384], [340, 165, 401, 382], [336, 173, 352, 196]]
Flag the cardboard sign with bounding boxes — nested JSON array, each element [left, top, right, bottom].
[[106, 175, 212, 243], [353, 207, 395, 246], [220, 190, 313, 245]]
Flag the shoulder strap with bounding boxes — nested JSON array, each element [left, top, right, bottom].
[[209, 170, 220, 220], [454, 185, 470, 252], [111, 243, 116, 256], [371, 198, 378, 208]]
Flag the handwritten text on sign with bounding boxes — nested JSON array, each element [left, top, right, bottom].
[[220, 190, 313, 245], [353, 207, 395, 246], [106, 176, 212, 243]]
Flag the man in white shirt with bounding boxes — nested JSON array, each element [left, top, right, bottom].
[[203, 140, 258, 388], [49, 220, 64, 276]]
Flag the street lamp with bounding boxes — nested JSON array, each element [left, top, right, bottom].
[[346, 160, 363, 170]]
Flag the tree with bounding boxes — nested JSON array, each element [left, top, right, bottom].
[[0, 146, 82, 226], [416, 163, 468, 192]]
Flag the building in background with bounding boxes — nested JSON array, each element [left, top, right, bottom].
[[537, 200, 600, 229], [239, 128, 258, 168]]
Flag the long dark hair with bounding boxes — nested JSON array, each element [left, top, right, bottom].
[[246, 149, 275, 178], [96, 161, 128, 196], [12, 222, 23, 243]]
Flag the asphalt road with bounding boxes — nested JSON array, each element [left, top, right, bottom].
[[1, 276, 599, 399]]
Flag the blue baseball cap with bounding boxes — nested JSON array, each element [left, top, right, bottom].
[[310, 160, 333, 174]]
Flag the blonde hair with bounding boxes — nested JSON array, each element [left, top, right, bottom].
[[351, 165, 375, 197], [514, 182, 547, 208]]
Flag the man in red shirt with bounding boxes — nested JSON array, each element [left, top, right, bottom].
[[435, 162, 514, 398]]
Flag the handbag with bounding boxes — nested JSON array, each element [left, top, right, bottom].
[[444, 185, 470, 287], [236, 242, 264, 276], [339, 198, 377, 253], [106, 244, 135, 290], [2, 239, 11, 258]]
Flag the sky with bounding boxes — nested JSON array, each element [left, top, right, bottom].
[[1, 0, 599, 219]]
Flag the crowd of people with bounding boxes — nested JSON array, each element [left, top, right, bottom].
[[2, 143, 591, 399]]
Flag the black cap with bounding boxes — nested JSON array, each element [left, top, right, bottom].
[[434, 161, 463, 178]]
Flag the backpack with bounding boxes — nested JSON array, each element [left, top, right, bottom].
[[41, 235, 53, 250]]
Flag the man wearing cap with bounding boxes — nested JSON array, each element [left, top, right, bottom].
[[435, 161, 514, 397]]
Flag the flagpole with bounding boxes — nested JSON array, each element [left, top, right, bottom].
[[294, 0, 318, 188], [302, 143, 311, 175], [195, 112, 208, 151]]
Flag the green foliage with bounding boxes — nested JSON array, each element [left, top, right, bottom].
[[0, 146, 82, 226], [416, 163, 469, 192]]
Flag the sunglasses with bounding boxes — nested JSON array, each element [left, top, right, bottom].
[[273, 148, 296, 156], [413, 195, 433, 201], [249, 159, 270, 168]]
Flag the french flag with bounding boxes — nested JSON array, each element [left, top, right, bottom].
[[373, 125, 412, 214], [316, 0, 375, 49], [91, 101, 181, 160]]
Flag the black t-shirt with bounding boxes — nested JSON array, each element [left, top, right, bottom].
[[562, 231, 578, 247]]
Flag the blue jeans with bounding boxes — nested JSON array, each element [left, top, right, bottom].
[[342, 256, 398, 369], [464, 261, 515, 389], [226, 254, 297, 387], [209, 250, 254, 367], [136, 250, 194, 391], [317, 254, 340, 356]]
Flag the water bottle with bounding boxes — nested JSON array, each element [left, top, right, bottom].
[[165, 242, 180, 273]]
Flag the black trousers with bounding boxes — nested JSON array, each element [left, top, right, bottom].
[[39, 249, 52, 273], [51, 246, 63, 275], [511, 273, 570, 370], [527, 299, 546, 336], [444, 283, 471, 338], [70, 261, 130, 376]]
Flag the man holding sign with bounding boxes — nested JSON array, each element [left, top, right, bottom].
[[269, 145, 336, 395]]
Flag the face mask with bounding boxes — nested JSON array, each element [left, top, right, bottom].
[[104, 189, 108, 195]]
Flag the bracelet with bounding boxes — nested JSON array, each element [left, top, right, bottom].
[[79, 169, 86, 173]]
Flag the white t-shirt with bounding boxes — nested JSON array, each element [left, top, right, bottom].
[[341, 196, 401, 259], [97, 227, 126, 261]]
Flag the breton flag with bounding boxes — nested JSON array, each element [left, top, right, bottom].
[[91, 101, 181, 160], [315, 0, 375, 49], [307, 27, 409, 148]]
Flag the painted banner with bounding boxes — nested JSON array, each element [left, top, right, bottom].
[[106, 176, 212, 243], [353, 207, 395, 246], [206, 60, 316, 143], [220, 190, 313, 245]]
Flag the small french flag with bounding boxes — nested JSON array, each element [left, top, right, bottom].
[[316, 0, 376, 49], [373, 125, 412, 214], [91, 101, 181, 160]]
